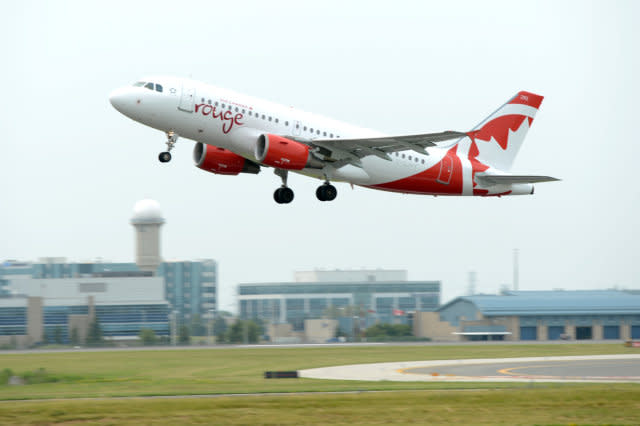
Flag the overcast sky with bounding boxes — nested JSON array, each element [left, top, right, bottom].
[[2, 1, 638, 311]]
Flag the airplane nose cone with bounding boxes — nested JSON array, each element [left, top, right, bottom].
[[109, 87, 129, 112]]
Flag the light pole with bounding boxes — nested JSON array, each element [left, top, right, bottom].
[[171, 310, 179, 346], [208, 309, 214, 346]]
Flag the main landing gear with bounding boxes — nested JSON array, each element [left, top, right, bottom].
[[273, 169, 294, 204], [316, 182, 337, 202], [272, 169, 338, 204], [158, 131, 178, 163]]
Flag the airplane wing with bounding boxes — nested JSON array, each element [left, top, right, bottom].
[[291, 131, 467, 164], [475, 175, 560, 185]]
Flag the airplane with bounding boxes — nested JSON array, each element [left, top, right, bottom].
[[109, 76, 558, 204]]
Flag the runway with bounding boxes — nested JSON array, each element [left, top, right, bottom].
[[299, 354, 640, 383]]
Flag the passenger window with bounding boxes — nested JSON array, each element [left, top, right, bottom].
[[242, 109, 245, 114], [248, 111, 252, 116], [235, 107, 239, 112], [310, 128, 314, 133], [330, 133, 333, 138], [207, 99, 211, 104], [275, 118, 279, 123], [156, 84, 163, 93], [421, 159, 425, 164], [402, 154, 405, 159], [201, 98, 205, 102], [323, 132, 327, 136], [215, 101, 219, 106], [408, 155, 412, 161], [304, 126, 307, 131], [222, 104, 226, 108], [268, 116, 272, 121], [262, 114, 265, 119]]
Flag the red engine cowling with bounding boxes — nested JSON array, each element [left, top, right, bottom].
[[193, 142, 260, 175], [255, 134, 323, 170]]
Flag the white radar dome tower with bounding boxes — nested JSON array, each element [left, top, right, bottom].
[[131, 199, 165, 274]]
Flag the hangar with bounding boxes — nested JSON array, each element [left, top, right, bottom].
[[413, 290, 640, 342]]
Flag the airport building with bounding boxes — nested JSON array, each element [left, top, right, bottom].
[[238, 269, 440, 340], [413, 290, 640, 342], [3, 276, 170, 345], [0, 199, 218, 346]]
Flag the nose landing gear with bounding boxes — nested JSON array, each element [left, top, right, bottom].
[[159, 131, 178, 163]]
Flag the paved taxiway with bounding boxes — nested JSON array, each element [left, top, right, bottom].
[[299, 355, 640, 383]]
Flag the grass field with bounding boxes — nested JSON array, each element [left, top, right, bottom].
[[0, 344, 638, 424]]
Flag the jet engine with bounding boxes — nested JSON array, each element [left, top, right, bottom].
[[255, 134, 323, 170], [193, 142, 260, 175]]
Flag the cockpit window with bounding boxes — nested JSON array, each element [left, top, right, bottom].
[[133, 81, 162, 92]]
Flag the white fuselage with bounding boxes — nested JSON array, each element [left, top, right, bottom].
[[110, 76, 536, 196]]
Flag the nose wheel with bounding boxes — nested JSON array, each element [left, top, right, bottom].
[[316, 183, 337, 201], [159, 131, 178, 163]]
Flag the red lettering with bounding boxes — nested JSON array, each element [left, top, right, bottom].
[[194, 104, 245, 134], [201, 104, 213, 116]]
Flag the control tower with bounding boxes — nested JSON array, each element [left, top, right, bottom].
[[131, 199, 165, 274]]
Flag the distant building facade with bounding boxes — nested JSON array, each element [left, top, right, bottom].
[[238, 269, 440, 334], [1, 259, 217, 320], [0, 258, 217, 346], [9, 276, 169, 343], [414, 290, 640, 342]]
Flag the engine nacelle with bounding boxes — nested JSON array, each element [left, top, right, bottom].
[[193, 142, 260, 175], [255, 134, 323, 170]]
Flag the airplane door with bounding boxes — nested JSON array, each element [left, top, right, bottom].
[[436, 155, 453, 184], [178, 86, 195, 112], [292, 120, 301, 136]]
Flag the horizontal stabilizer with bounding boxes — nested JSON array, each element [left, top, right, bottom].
[[476, 174, 560, 186]]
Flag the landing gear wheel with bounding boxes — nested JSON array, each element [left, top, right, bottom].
[[159, 131, 178, 163], [274, 187, 294, 204], [158, 151, 172, 163], [316, 184, 337, 201]]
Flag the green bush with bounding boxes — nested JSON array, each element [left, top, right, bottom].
[[20, 368, 59, 385], [0, 368, 13, 385], [364, 323, 413, 338], [139, 328, 158, 346]]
